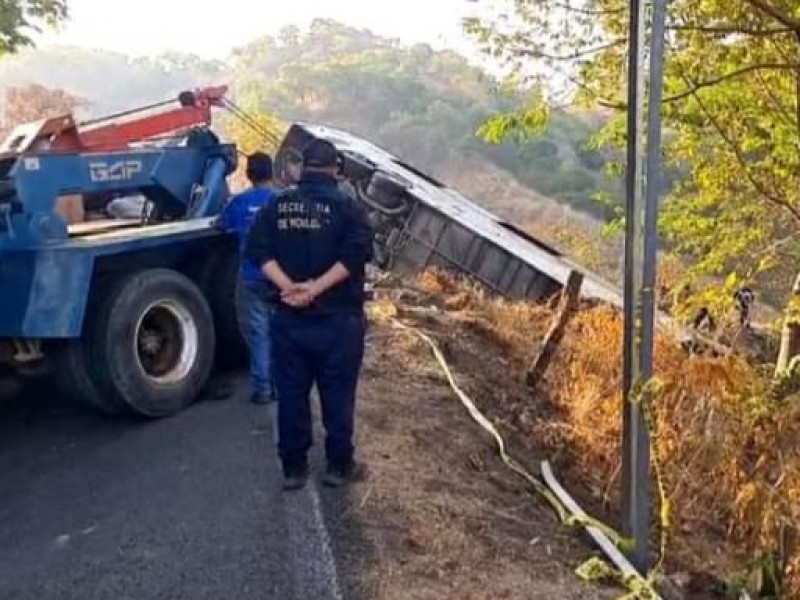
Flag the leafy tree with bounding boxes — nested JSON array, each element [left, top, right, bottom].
[[0, 83, 85, 223], [560, 167, 595, 194], [530, 138, 559, 159], [0, 83, 85, 138], [0, 0, 68, 56], [212, 81, 286, 191], [465, 0, 800, 325]]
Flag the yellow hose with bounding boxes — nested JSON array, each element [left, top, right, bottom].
[[380, 310, 666, 599]]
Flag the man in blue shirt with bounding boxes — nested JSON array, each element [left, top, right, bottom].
[[217, 152, 278, 405], [246, 139, 373, 490]]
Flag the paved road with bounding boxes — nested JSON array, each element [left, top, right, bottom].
[[0, 377, 345, 600]]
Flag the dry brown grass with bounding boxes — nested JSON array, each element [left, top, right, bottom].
[[412, 268, 800, 596], [351, 294, 619, 599]]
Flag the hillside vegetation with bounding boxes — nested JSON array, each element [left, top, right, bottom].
[[0, 20, 621, 225]]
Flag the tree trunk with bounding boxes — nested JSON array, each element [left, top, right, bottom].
[[775, 271, 800, 375]]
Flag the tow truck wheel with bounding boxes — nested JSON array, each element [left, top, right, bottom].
[[91, 269, 215, 418], [51, 340, 130, 415]]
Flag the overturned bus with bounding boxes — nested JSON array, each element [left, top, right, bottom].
[[274, 122, 623, 308]]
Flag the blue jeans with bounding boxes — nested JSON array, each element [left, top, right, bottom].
[[271, 310, 366, 475], [235, 278, 274, 395]]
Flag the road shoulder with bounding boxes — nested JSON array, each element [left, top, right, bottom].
[[320, 318, 618, 600]]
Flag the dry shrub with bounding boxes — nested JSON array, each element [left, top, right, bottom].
[[537, 307, 800, 590], [411, 269, 800, 592], [417, 268, 552, 339], [417, 268, 468, 297]]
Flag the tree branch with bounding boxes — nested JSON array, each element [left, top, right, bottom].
[[552, 2, 626, 16], [597, 62, 799, 111], [744, 0, 800, 32], [544, 59, 626, 110], [681, 73, 800, 223], [753, 231, 800, 262], [795, 32, 800, 143], [667, 24, 793, 36], [510, 39, 626, 62], [664, 62, 799, 103], [753, 69, 796, 127]]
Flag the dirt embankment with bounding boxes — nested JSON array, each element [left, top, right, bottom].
[[345, 280, 618, 599], [344, 270, 800, 599]]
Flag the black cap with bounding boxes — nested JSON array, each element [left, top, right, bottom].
[[246, 152, 273, 183], [302, 139, 338, 169]]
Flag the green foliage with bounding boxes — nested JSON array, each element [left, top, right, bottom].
[[0, 19, 620, 223], [466, 0, 800, 307], [0, 0, 67, 56], [217, 100, 285, 156], [478, 91, 550, 143]]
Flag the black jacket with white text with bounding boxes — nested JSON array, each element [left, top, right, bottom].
[[245, 171, 374, 315]]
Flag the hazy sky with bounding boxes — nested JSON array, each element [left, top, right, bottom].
[[35, 0, 479, 58]]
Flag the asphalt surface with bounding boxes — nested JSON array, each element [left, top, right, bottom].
[[0, 376, 346, 600]]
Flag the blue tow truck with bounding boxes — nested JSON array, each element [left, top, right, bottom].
[[0, 87, 256, 417]]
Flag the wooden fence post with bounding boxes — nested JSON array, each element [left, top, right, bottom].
[[526, 270, 584, 388]]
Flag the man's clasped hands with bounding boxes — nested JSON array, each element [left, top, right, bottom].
[[281, 280, 319, 308]]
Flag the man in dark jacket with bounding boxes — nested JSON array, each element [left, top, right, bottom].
[[246, 138, 373, 490]]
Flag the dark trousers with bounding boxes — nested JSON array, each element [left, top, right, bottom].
[[271, 310, 366, 475]]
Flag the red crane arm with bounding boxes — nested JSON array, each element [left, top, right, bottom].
[[64, 104, 215, 152], [59, 85, 228, 152], [2, 85, 229, 156]]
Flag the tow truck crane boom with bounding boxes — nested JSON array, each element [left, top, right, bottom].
[[0, 86, 229, 156]]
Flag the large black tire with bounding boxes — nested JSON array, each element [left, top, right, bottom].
[[50, 276, 131, 416], [366, 171, 408, 211], [50, 339, 130, 415], [89, 269, 215, 418]]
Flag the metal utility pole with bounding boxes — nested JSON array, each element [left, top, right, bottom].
[[621, 0, 669, 574]]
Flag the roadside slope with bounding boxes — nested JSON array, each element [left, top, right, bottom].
[[323, 279, 618, 600], [335, 269, 795, 599]]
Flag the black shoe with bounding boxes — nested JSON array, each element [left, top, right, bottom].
[[322, 461, 366, 488], [282, 467, 309, 491], [250, 391, 275, 405]]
